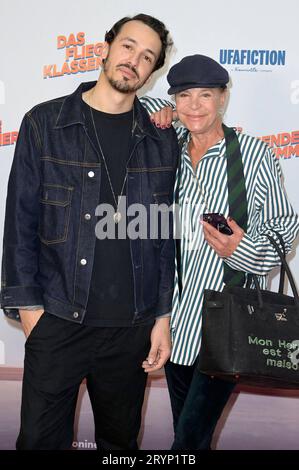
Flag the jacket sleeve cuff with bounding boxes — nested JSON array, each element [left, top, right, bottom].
[[155, 312, 171, 319], [154, 289, 174, 317], [224, 232, 282, 275], [13, 305, 44, 310], [1, 286, 44, 321]]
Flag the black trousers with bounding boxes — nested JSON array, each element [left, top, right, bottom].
[[165, 360, 236, 450], [16, 312, 152, 450]]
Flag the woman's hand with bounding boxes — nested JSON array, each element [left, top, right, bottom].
[[202, 218, 244, 258], [150, 106, 177, 129]]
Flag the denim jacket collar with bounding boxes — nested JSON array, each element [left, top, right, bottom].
[[54, 80, 162, 141]]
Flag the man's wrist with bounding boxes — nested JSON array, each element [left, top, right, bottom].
[[155, 315, 171, 324]]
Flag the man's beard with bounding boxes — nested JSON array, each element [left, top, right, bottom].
[[103, 61, 145, 94], [107, 76, 140, 94]]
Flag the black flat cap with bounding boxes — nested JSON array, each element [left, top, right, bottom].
[[167, 54, 229, 95]]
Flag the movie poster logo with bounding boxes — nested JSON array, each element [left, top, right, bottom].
[[0, 120, 18, 147], [219, 49, 286, 73], [235, 127, 298, 160], [260, 130, 299, 159], [43, 32, 104, 79]]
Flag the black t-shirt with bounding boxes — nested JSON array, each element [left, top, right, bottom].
[[83, 100, 136, 326]]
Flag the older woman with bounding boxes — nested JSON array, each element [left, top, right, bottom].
[[141, 55, 299, 450]]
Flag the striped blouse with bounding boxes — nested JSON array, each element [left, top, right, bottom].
[[140, 96, 299, 366]]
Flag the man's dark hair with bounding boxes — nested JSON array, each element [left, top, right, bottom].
[[104, 13, 173, 72]]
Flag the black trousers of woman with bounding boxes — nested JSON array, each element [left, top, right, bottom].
[[165, 359, 235, 450]]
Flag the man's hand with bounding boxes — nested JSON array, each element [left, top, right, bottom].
[[142, 316, 171, 373], [19, 309, 44, 338], [202, 218, 244, 257], [150, 107, 177, 129]]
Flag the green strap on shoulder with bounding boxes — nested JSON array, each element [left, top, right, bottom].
[[222, 124, 248, 286]]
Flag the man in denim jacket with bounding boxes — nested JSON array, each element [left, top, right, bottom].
[[1, 14, 178, 450]]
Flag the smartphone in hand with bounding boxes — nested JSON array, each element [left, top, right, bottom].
[[201, 213, 233, 235]]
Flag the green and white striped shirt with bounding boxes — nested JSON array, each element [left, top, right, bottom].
[[141, 96, 299, 366]]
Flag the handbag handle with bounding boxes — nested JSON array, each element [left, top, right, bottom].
[[272, 231, 286, 294], [247, 231, 285, 292], [252, 234, 299, 309]]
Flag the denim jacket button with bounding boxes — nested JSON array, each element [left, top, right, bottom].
[[80, 258, 87, 265], [88, 171, 95, 178], [73, 311, 79, 319], [84, 213, 91, 220]]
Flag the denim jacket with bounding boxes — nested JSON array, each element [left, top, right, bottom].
[[1, 81, 179, 324]]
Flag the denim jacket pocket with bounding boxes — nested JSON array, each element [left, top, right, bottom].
[[38, 183, 73, 244], [152, 192, 171, 248]]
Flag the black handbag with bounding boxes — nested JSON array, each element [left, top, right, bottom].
[[198, 234, 299, 388]]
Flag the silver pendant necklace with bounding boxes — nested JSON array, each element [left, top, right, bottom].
[[89, 102, 134, 224]]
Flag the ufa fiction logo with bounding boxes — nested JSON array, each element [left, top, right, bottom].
[[219, 49, 286, 72], [43, 32, 104, 79]]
